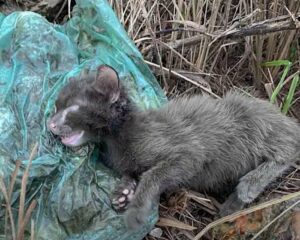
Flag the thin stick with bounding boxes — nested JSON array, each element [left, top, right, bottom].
[[31, 219, 35, 240], [54, 0, 68, 22], [145, 60, 220, 99], [8, 160, 21, 201], [166, 14, 300, 49], [0, 177, 16, 240], [17, 200, 37, 240], [194, 191, 300, 240], [17, 143, 38, 240], [5, 160, 21, 239], [68, 0, 71, 19]]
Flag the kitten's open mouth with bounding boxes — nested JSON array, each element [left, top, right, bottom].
[[61, 131, 84, 146]]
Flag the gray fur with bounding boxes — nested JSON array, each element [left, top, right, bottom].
[[48, 65, 300, 229]]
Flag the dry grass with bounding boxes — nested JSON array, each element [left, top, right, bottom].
[[110, 0, 300, 119], [0, 143, 38, 240]]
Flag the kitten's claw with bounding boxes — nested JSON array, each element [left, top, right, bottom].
[[111, 179, 137, 212]]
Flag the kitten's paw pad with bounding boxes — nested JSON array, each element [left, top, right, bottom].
[[124, 205, 148, 230], [111, 180, 137, 212]]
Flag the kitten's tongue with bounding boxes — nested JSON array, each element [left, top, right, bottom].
[[61, 131, 84, 146]]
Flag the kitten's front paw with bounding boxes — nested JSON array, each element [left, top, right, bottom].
[[124, 205, 149, 230], [111, 179, 137, 212]]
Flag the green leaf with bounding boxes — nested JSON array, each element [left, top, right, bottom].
[[261, 60, 291, 67], [282, 74, 300, 115], [261, 60, 292, 104]]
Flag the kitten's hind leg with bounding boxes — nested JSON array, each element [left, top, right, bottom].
[[111, 175, 137, 212], [219, 191, 246, 217], [220, 160, 291, 216]]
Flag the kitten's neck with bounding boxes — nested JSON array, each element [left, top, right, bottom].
[[100, 104, 147, 175]]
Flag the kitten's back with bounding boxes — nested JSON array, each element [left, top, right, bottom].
[[148, 93, 300, 194], [154, 92, 300, 172]]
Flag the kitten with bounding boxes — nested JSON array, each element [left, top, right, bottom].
[[48, 65, 300, 229]]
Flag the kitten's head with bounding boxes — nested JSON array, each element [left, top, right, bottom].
[[47, 65, 130, 147]]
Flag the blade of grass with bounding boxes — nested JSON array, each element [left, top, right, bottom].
[[261, 60, 292, 104], [282, 74, 300, 114], [261, 60, 291, 68], [271, 63, 291, 104]]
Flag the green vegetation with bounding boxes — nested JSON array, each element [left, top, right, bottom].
[[262, 60, 300, 114]]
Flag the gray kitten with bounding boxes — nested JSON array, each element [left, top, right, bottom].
[[47, 65, 300, 229]]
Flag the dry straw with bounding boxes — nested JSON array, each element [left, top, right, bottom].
[[110, 0, 300, 118], [0, 143, 38, 240]]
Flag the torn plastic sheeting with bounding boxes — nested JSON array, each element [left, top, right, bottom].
[[0, 0, 167, 239]]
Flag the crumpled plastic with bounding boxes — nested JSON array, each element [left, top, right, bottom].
[[0, 0, 167, 239]]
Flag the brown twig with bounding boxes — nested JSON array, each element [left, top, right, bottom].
[[0, 177, 16, 240], [31, 219, 35, 240], [166, 14, 300, 49], [5, 160, 21, 239], [17, 143, 38, 240], [17, 200, 37, 240], [145, 60, 220, 99], [8, 160, 21, 201]]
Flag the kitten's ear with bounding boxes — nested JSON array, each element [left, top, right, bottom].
[[93, 65, 120, 103]]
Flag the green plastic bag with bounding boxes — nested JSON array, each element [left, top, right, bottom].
[[0, 0, 167, 239]]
